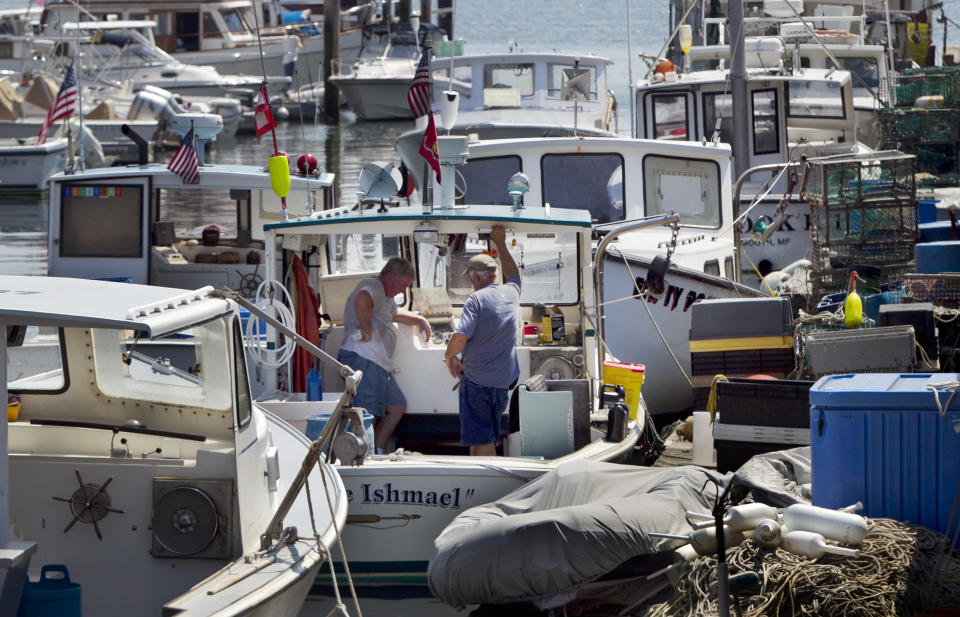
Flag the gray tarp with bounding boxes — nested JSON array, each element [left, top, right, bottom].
[[427, 460, 731, 609]]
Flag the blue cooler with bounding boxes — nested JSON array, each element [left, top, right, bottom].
[[17, 565, 81, 617], [810, 374, 960, 534]]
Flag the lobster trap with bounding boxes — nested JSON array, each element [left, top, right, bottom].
[[894, 67, 960, 108], [801, 152, 918, 301]]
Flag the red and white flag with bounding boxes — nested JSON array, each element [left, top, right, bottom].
[[408, 49, 441, 184], [167, 128, 199, 184], [254, 84, 276, 137], [34, 65, 77, 145]]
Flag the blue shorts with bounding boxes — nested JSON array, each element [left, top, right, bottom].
[[337, 350, 406, 418], [459, 378, 508, 447]]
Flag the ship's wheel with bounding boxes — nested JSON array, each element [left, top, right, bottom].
[[52, 470, 125, 540]]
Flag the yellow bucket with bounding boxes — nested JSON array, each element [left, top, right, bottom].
[[7, 401, 20, 422], [603, 361, 645, 420]]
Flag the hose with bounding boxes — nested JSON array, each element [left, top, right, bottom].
[[244, 279, 297, 370]]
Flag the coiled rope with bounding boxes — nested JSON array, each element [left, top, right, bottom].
[[643, 518, 960, 617]]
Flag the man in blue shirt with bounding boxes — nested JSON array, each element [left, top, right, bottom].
[[444, 225, 520, 456]]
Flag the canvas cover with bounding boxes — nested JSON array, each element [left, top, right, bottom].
[[0, 78, 22, 121], [427, 460, 730, 609]]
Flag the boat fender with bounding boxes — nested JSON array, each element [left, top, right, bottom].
[[396, 162, 415, 197], [646, 254, 670, 295]]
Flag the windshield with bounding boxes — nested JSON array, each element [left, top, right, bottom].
[[417, 231, 579, 305], [787, 79, 846, 118], [7, 326, 66, 392], [838, 57, 880, 89], [91, 319, 232, 411]]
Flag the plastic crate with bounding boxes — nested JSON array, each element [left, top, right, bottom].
[[689, 297, 793, 340], [806, 325, 916, 376], [810, 373, 960, 534], [716, 378, 814, 428]]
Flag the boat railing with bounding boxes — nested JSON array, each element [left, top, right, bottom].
[[702, 14, 866, 46]]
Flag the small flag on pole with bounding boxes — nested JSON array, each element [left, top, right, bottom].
[[407, 49, 441, 184], [254, 84, 276, 137], [34, 65, 78, 145], [167, 128, 200, 184]]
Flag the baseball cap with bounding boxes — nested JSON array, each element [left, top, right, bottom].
[[463, 253, 498, 275]]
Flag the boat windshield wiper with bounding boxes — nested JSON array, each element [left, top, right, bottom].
[[29, 418, 206, 441]]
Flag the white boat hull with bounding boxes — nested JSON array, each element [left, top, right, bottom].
[[601, 254, 762, 417], [0, 138, 68, 189], [737, 196, 812, 280], [329, 77, 413, 120]]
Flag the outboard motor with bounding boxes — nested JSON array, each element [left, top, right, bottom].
[[601, 384, 628, 442]]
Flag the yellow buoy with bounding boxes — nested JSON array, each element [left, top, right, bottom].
[[268, 155, 291, 199], [844, 271, 862, 328]]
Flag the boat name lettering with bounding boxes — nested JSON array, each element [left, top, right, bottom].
[[632, 278, 710, 312], [739, 213, 810, 234], [355, 483, 464, 508]]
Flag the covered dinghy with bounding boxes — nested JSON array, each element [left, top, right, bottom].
[[428, 460, 730, 610]]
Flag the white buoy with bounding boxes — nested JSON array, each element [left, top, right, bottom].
[[781, 530, 860, 559], [781, 504, 868, 546]]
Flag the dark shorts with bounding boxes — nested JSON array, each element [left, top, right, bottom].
[[337, 350, 405, 418], [459, 378, 508, 446]]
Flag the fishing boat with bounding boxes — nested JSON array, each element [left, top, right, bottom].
[[0, 275, 349, 617], [396, 133, 762, 418], [38, 0, 365, 82], [251, 190, 659, 596], [0, 137, 68, 190]]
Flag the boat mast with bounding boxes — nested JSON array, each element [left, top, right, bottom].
[[73, 0, 84, 170], [729, 0, 749, 179]]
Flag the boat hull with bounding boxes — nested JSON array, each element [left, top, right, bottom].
[[0, 138, 68, 189], [328, 77, 413, 120], [601, 253, 763, 417]]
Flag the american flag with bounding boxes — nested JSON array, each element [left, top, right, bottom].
[[167, 129, 199, 184], [34, 65, 78, 145], [407, 49, 433, 118]]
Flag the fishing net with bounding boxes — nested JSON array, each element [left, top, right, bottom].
[[642, 518, 960, 617]]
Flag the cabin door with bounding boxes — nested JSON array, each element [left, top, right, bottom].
[[745, 84, 787, 192], [47, 177, 151, 284]]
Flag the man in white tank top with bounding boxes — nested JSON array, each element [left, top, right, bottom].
[[339, 257, 431, 452]]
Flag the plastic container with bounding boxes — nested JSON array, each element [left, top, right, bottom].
[[8, 400, 20, 422], [692, 411, 715, 467], [915, 241, 960, 274], [689, 297, 793, 340], [306, 367, 322, 402], [810, 373, 960, 534], [918, 199, 939, 224], [602, 361, 645, 420], [781, 503, 868, 545], [716, 378, 814, 428], [17, 564, 81, 617], [305, 412, 375, 449]]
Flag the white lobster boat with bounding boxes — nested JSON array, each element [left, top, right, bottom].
[[0, 275, 349, 617]]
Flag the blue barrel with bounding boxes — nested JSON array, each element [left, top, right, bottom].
[[17, 565, 81, 617], [305, 412, 375, 449], [915, 241, 960, 274]]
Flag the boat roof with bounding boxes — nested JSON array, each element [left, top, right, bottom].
[[444, 52, 613, 67], [638, 67, 850, 89], [0, 276, 232, 337], [265, 204, 593, 234], [48, 163, 335, 190], [465, 135, 732, 159], [62, 20, 158, 30]]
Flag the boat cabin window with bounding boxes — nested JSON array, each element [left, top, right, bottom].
[[91, 320, 232, 411], [541, 153, 624, 224], [327, 234, 403, 275], [547, 63, 597, 100], [7, 326, 66, 392], [175, 11, 200, 51], [752, 89, 780, 155], [651, 93, 690, 139], [457, 155, 522, 206], [799, 56, 881, 88], [233, 322, 251, 428], [156, 188, 247, 244], [483, 63, 534, 97], [786, 80, 846, 118], [432, 64, 473, 99], [702, 93, 734, 145], [417, 231, 579, 306], [59, 184, 143, 258], [202, 12, 222, 38], [221, 8, 252, 33], [642, 155, 722, 228]]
